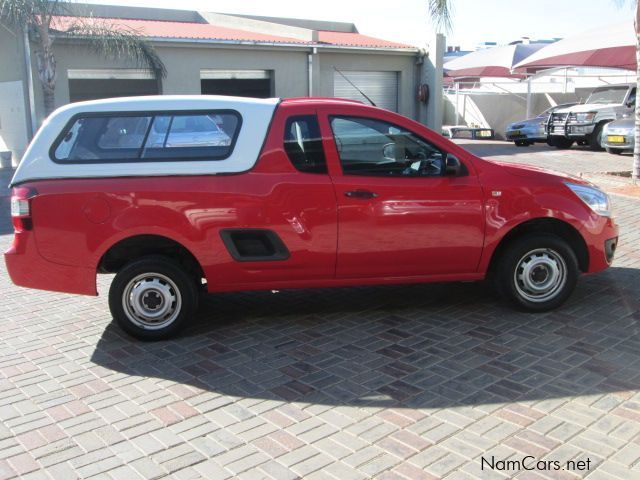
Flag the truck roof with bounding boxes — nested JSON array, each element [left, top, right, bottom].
[[48, 95, 368, 114], [281, 97, 366, 106], [46, 95, 280, 116]]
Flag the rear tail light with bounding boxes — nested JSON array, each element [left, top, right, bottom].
[[10, 187, 37, 231], [11, 197, 31, 217]]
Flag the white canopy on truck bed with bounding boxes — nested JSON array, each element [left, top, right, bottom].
[[11, 95, 279, 186]]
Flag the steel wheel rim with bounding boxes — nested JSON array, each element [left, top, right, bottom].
[[514, 248, 567, 303], [122, 272, 182, 329]]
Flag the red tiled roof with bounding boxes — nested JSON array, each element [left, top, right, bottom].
[[51, 16, 309, 44], [317, 31, 412, 49], [51, 16, 414, 49]]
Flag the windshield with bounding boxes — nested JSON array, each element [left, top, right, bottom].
[[586, 86, 629, 105]]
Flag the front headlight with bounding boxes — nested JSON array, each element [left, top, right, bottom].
[[575, 112, 596, 123], [565, 183, 611, 217]]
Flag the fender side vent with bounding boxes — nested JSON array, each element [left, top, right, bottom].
[[220, 229, 290, 262]]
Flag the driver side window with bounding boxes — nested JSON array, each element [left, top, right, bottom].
[[330, 116, 444, 177]]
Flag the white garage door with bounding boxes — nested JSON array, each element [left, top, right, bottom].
[[333, 71, 399, 112]]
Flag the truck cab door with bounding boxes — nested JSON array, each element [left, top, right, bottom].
[[318, 106, 485, 280]]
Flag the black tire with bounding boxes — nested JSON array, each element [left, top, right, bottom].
[[605, 147, 623, 155], [514, 140, 528, 147], [588, 122, 608, 150], [494, 234, 579, 312], [108, 256, 199, 340], [549, 137, 574, 149]]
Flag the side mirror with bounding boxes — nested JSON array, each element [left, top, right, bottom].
[[445, 154, 463, 176]]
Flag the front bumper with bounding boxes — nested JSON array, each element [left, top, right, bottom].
[[548, 122, 596, 138], [580, 215, 619, 273], [4, 230, 96, 296], [505, 126, 545, 141], [601, 134, 634, 151]]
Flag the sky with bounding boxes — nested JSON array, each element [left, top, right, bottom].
[[82, 0, 635, 50]]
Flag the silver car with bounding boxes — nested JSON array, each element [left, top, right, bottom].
[[506, 103, 577, 147], [601, 118, 634, 155]]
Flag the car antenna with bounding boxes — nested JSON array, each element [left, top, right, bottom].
[[333, 66, 377, 107]]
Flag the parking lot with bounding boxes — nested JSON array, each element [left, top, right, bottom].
[[1, 142, 639, 480]]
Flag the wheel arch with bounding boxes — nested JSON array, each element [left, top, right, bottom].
[[487, 218, 589, 275], [97, 234, 206, 283], [590, 119, 613, 145]]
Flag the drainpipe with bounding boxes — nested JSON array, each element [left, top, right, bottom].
[[415, 50, 424, 122], [526, 77, 533, 119], [308, 46, 317, 97], [454, 82, 460, 124], [23, 27, 37, 140]]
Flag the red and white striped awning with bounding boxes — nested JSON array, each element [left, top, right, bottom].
[[513, 21, 635, 73], [444, 43, 546, 79]]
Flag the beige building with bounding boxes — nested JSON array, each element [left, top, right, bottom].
[[0, 3, 444, 165]]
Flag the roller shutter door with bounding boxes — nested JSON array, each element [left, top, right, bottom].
[[67, 69, 158, 102], [201, 70, 273, 98], [333, 71, 398, 112]]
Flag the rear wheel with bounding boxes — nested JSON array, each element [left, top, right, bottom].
[[495, 234, 579, 312], [108, 256, 199, 340], [605, 147, 623, 155]]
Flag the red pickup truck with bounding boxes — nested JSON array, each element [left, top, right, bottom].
[[6, 96, 618, 339]]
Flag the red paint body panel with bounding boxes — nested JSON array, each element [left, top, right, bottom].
[[316, 105, 485, 278], [5, 230, 96, 295], [4, 98, 619, 298]]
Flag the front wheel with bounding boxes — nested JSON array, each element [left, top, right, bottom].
[[495, 234, 579, 312], [108, 256, 199, 340], [588, 122, 608, 150]]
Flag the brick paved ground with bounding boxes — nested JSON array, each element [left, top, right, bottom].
[[1, 144, 640, 479]]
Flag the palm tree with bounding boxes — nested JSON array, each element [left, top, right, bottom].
[[428, 0, 640, 183], [427, 0, 453, 32], [0, 0, 166, 116]]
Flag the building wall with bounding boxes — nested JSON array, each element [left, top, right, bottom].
[[444, 91, 587, 139], [316, 51, 417, 119], [421, 34, 445, 134], [32, 42, 315, 123], [0, 81, 29, 164], [10, 38, 421, 163], [34, 41, 418, 122], [0, 27, 25, 84], [158, 45, 310, 99], [0, 26, 30, 163]]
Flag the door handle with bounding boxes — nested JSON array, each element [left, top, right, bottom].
[[345, 190, 378, 199]]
